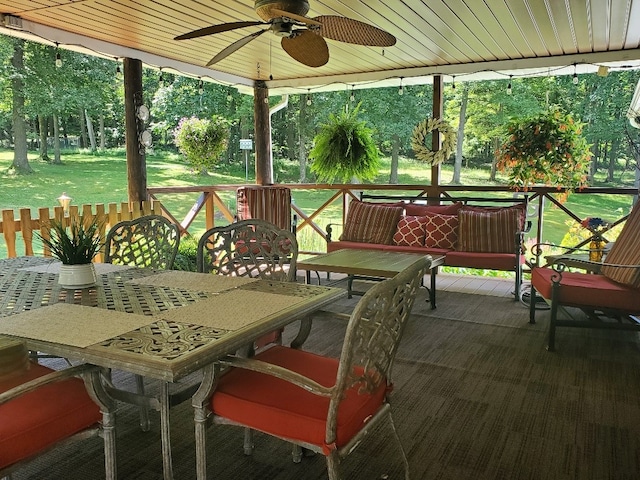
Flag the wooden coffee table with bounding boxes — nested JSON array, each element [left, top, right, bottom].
[[297, 249, 445, 309]]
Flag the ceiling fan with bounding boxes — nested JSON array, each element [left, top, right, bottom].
[[174, 0, 396, 68]]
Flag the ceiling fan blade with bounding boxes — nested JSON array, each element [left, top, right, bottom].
[[206, 29, 268, 66], [313, 15, 396, 47], [281, 30, 329, 68], [271, 8, 321, 26], [175, 21, 265, 41]]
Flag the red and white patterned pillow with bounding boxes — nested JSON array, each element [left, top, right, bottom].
[[424, 213, 458, 249], [339, 200, 404, 245], [393, 216, 426, 247]]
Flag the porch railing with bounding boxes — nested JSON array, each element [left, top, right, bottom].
[[147, 183, 638, 255], [0, 201, 162, 259], [1, 184, 637, 260]]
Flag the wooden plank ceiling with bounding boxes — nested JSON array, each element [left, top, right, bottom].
[[2, 0, 640, 94]]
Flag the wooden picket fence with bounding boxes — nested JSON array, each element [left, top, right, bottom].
[[0, 201, 163, 260]]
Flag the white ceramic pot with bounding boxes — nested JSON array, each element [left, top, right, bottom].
[[58, 263, 97, 289]]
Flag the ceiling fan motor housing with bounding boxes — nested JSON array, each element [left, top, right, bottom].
[[255, 0, 310, 21]]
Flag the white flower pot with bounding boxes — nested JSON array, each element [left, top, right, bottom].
[[58, 263, 97, 289]]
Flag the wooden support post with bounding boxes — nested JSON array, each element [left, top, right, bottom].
[[254, 81, 273, 185], [124, 58, 148, 204], [431, 75, 443, 190]]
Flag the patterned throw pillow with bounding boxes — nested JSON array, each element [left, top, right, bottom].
[[424, 213, 458, 249], [457, 207, 522, 253], [393, 216, 427, 247], [600, 203, 640, 288], [339, 200, 404, 245]]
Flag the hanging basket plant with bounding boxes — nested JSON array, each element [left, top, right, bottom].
[[309, 104, 380, 183], [496, 109, 592, 193], [410, 117, 457, 165]]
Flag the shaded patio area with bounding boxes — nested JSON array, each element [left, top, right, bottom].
[[13, 275, 640, 479]]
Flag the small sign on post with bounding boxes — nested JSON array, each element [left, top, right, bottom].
[[240, 139, 253, 180]]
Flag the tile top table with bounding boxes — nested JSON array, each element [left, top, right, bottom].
[[0, 256, 345, 480], [297, 249, 442, 308]]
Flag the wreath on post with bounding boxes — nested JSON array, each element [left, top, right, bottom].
[[411, 117, 457, 166]]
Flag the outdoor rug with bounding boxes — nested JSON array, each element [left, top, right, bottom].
[[11, 288, 640, 480]]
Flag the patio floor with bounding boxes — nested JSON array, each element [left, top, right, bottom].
[[11, 273, 640, 480]]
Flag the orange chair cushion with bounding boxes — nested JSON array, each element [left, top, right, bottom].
[[531, 267, 640, 313], [211, 345, 388, 450], [445, 251, 524, 271], [0, 363, 101, 470]]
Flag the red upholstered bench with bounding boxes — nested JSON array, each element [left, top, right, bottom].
[[326, 195, 529, 299]]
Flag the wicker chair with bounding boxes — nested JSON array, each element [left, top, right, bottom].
[[104, 215, 180, 270], [0, 337, 116, 479], [192, 255, 431, 480]]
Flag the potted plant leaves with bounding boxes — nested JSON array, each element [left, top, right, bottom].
[[496, 108, 592, 200], [309, 104, 380, 183], [38, 215, 103, 288]]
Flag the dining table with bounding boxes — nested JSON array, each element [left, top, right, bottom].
[[0, 256, 345, 480]]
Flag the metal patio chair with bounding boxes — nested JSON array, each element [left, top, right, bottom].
[[192, 256, 431, 480], [0, 337, 116, 479]]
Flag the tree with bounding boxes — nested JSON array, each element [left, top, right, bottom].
[[9, 38, 32, 174]]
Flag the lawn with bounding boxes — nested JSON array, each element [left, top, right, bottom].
[[1, 148, 635, 259]]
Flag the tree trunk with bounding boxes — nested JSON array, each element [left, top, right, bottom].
[[10, 40, 32, 174], [490, 137, 499, 181], [85, 110, 97, 151], [38, 115, 50, 162], [52, 114, 62, 164], [79, 107, 88, 148], [606, 138, 619, 182], [99, 114, 106, 150], [389, 134, 399, 184], [452, 84, 468, 184]]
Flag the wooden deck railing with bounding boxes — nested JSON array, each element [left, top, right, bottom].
[[0, 201, 162, 259], [1, 184, 638, 260], [147, 183, 638, 255]]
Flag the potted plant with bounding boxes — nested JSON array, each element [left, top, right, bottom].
[[309, 104, 380, 183], [38, 215, 103, 288], [496, 108, 592, 200]]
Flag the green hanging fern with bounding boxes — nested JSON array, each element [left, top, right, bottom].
[[309, 105, 380, 183]]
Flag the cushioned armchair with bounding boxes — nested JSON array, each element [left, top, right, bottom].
[[191, 256, 431, 480], [0, 337, 116, 479], [529, 203, 640, 351]]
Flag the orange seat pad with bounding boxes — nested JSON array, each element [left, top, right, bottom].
[[212, 345, 387, 450], [0, 363, 101, 470], [532, 268, 640, 313]]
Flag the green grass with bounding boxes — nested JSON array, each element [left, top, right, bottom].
[[1, 148, 636, 258]]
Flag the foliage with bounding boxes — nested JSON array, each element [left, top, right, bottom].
[[173, 116, 230, 171], [173, 234, 198, 271], [496, 108, 592, 193], [309, 104, 380, 183], [37, 215, 102, 264]]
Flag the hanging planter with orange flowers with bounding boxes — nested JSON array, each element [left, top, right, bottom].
[[496, 108, 592, 194]]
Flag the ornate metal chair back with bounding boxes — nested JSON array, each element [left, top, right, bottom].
[[104, 215, 180, 270], [326, 256, 430, 438], [197, 219, 298, 282]]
